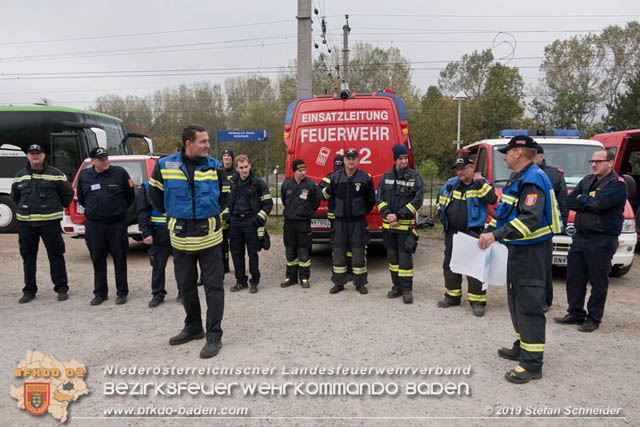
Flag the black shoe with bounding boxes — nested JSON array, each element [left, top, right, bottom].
[[356, 286, 368, 295], [402, 291, 413, 304], [115, 295, 127, 305], [300, 279, 310, 288], [90, 295, 108, 306], [230, 283, 247, 292], [19, 293, 35, 304], [577, 318, 599, 332], [471, 304, 485, 317], [200, 340, 222, 359], [280, 279, 296, 288], [329, 285, 344, 294], [148, 297, 163, 308], [387, 288, 401, 298], [437, 296, 461, 308], [543, 303, 550, 313], [249, 284, 258, 294], [57, 292, 69, 302], [169, 330, 205, 346], [197, 280, 203, 287], [505, 366, 542, 384], [553, 314, 584, 325], [497, 346, 520, 361]]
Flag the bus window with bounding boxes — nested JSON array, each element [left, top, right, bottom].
[[51, 134, 81, 180]]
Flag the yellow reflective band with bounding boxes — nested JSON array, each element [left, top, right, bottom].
[[260, 194, 272, 201], [322, 177, 331, 184], [346, 252, 352, 257], [467, 292, 487, 302], [446, 289, 462, 296], [151, 216, 167, 223], [257, 210, 267, 220], [489, 218, 497, 227], [501, 194, 517, 204], [286, 259, 299, 266], [149, 178, 164, 190], [169, 228, 223, 251], [452, 190, 466, 200], [32, 173, 67, 181], [13, 175, 32, 183], [377, 201, 389, 210], [405, 203, 417, 214], [322, 188, 330, 199], [333, 265, 348, 274], [221, 185, 230, 193], [194, 170, 218, 182], [510, 218, 532, 238], [352, 266, 367, 275], [16, 211, 64, 221], [298, 260, 311, 268], [475, 183, 492, 198], [520, 341, 545, 352], [503, 226, 552, 242], [548, 189, 563, 234], [398, 269, 413, 277], [515, 332, 521, 339], [257, 227, 266, 237], [327, 212, 335, 219], [389, 264, 399, 272]]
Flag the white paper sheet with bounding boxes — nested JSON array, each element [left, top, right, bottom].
[[449, 232, 508, 290]]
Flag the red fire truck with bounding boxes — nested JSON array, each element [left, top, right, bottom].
[[283, 88, 414, 244]]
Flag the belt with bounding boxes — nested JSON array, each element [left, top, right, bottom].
[[232, 213, 251, 218]]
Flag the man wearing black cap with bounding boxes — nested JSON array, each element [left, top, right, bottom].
[[219, 148, 236, 274], [534, 145, 568, 311], [280, 159, 321, 288], [11, 144, 74, 303], [322, 148, 375, 295], [478, 135, 563, 384], [436, 155, 496, 316], [76, 147, 135, 306], [376, 144, 424, 304]]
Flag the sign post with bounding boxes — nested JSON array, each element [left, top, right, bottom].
[[217, 130, 271, 186]]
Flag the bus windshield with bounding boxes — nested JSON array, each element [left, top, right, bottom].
[[492, 143, 602, 189]]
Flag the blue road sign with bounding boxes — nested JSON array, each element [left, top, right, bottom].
[[218, 130, 270, 142]]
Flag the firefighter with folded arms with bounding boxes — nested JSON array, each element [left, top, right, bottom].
[[478, 135, 563, 384], [280, 159, 321, 289], [376, 144, 424, 304], [322, 148, 375, 295], [437, 156, 497, 316], [221, 155, 273, 294], [11, 143, 74, 303], [148, 124, 227, 359]]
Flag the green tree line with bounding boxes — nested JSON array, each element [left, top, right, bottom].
[[93, 21, 640, 179]]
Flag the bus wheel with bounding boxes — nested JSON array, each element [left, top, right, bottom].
[[0, 195, 18, 233]]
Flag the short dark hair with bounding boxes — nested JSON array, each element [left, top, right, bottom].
[[603, 149, 615, 161], [520, 147, 537, 160], [182, 124, 208, 145]]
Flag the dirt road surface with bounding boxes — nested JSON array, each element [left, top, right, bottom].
[[1, 232, 638, 426]]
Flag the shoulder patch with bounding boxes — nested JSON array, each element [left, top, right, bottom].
[[557, 168, 563, 173], [128, 179, 133, 188], [524, 193, 538, 206]]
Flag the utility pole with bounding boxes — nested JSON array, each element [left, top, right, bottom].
[[342, 15, 350, 86], [297, 0, 312, 98]]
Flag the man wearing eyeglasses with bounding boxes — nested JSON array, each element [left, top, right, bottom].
[[554, 150, 627, 332]]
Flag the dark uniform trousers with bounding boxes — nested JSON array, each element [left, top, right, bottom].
[[229, 216, 261, 286], [85, 219, 129, 297], [18, 222, 68, 295], [331, 218, 368, 288], [443, 229, 486, 305], [221, 228, 230, 273], [149, 227, 174, 298], [173, 246, 224, 342], [506, 239, 551, 372], [383, 230, 413, 292], [566, 233, 618, 323], [284, 219, 312, 283]]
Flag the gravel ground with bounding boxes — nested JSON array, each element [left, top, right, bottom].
[[1, 231, 638, 426]]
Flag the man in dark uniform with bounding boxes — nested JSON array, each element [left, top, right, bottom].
[[219, 148, 236, 274], [11, 144, 74, 303], [77, 147, 135, 306], [437, 156, 496, 316], [479, 135, 563, 384], [534, 145, 569, 312], [138, 178, 177, 308], [323, 148, 375, 295], [222, 155, 272, 294], [376, 144, 424, 304], [280, 159, 321, 289], [554, 149, 626, 332], [148, 124, 227, 359]]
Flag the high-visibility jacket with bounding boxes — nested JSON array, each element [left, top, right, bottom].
[[437, 176, 495, 229], [376, 166, 424, 231]]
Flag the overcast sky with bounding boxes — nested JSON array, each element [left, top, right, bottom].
[[0, 0, 638, 109]]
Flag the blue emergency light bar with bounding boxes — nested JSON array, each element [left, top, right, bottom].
[[499, 129, 581, 138]]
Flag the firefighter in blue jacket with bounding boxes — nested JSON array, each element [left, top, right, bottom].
[[148, 124, 227, 359], [437, 156, 497, 316], [376, 144, 424, 304], [479, 135, 563, 384], [138, 178, 178, 308]]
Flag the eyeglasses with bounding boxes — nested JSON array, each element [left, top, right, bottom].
[[588, 160, 611, 164]]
